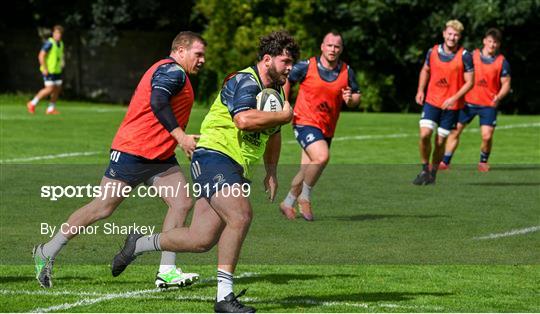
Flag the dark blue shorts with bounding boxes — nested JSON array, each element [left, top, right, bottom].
[[43, 73, 63, 86], [420, 102, 459, 133], [293, 125, 332, 150], [459, 103, 497, 127], [104, 150, 179, 186], [190, 148, 250, 200]]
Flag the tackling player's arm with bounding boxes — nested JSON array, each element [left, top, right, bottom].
[[493, 60, 512, 106], [150, 62, 199, 158], [263, 132, 281, 202], [229, 75, 292, 132], [234, 103, 292, 132], [442, 50, 474, 109], [416, 49, 431, 105]]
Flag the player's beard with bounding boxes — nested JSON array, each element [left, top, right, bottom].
[[268, 63, 287, 86]]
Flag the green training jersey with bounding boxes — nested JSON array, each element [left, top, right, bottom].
[[197, 66, 283, 179]]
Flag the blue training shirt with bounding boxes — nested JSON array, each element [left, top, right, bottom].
[[220, 66, 274, 117], [151, 58, 186, 96]]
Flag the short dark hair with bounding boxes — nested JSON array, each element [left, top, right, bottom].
[[171, 31, 207, 52], [485, 28, 502, 42], [258, 30, 300, 62], [323, 31, 344, 45]]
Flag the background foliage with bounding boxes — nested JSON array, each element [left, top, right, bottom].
[[2, 0, 539, 113]]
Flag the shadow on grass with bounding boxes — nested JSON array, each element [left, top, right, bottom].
[[330, 214, 450, 221], [195, 273, 360, 288], [466, 182, 540, 187], [264, 291, 452, 310]]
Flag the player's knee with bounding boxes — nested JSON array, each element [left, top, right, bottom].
[[168, 201, 192, 216], [436, 136, 447, 146], [481, 133, 493, 142], [311, 152, 329, 165], [227, 209, 252, 229], [420, 131, 431, 142]]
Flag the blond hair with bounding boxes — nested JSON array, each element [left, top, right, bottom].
[[445, 20, 464, 33]]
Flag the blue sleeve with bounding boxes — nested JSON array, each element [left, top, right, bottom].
[[149, 62, 187, 132], [347, 67, 361, 93], [150, 88, 179, 132], [288, 60, 309, 84], [425, 49, 432, 66], [41, 41, 52, 52], [462, 50, 474, 72], [221, 73, 260, 117], [151, 62, 186, 97], [501, 59, 511, 77]]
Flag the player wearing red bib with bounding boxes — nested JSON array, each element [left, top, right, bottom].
[[414, 20, 474, 185], [32, 31, 206, 290], [440, 28, 511, 172], [280, 31, 361, 221]]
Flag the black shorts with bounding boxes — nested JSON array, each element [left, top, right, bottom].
[[459, 103, 497, 127], [190, 148, 250, 200], [104, 149, 179, 186], [293, 125, 332, 149]]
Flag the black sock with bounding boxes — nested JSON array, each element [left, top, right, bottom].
[[442, 153, 453, 165], [480, 151, 490, 163], [422, 163, 429, 172]]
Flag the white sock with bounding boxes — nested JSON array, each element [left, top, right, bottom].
[[217, 269, 234, 302], [47, 103, 56, 112], [134, 234, 161, 254], [159, 251, 176, 273], [31, 97, 39, 106], [283, 191, 297, 207], [299, 182, 312, 201], [41, 232, 68, 259]]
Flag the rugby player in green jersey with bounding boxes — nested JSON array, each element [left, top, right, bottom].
[[112, 31, 299, 313]]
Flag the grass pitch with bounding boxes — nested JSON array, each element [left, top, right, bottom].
[[1, 94, 539, 312]]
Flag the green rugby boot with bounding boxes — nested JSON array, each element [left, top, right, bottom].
[[155, 267, 199, 289], [32, 244, 54, 288]]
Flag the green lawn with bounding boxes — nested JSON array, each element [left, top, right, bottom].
[[1, 94, 539, 312]]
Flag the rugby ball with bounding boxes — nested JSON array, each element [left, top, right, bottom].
[[256, 88, 284, 112], [256, 88, 284, 135]]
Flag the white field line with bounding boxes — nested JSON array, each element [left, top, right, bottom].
[[0, 289, 107, 297], [14, 289, 442, 313], [0, 151, 100, 163], [474, 226, 540, 240], [29, 288, 159, 313], [1, 123, 537, 162], [284, 122, 540, 144], [65, 107, 127, 113], [8, 271, 439, 312]]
